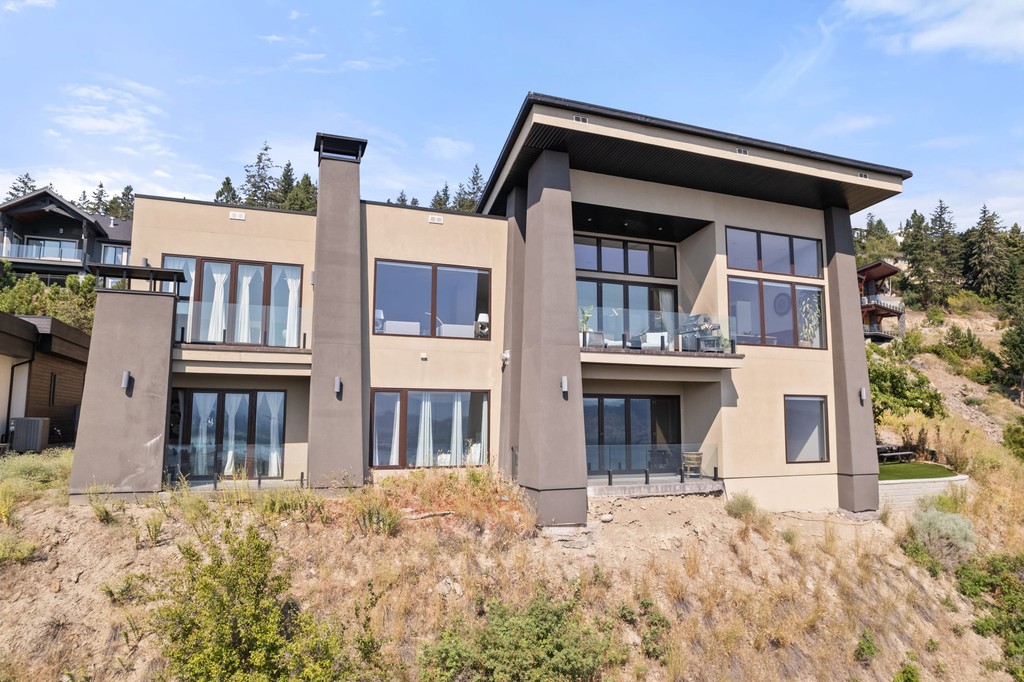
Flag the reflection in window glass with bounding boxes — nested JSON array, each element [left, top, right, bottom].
[[652, 245, 676, 278], [796, 285, 825, 348], [726, 228, 758, 270], [436, 267, 490, 338], [760, 233, 791, 274], [371, 392, 401, 466], [375, 262, 431, 336], [601, 240, 624, 273], [234, 264, 265, 344], [269, 265, 302, 347], [763, 281, 795, 345], [728, 278, 761, 345], [574, 236, 598, 270], [626, 242, 650, 275], [255, 391, 285, 477], [397, 390, 488, 468], [198, 261, 231, 343], [793, 237, 822, 277], [163, 256, 196, 342], [785, 396, 828, 462]]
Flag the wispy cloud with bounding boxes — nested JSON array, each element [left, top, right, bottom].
[[288, 9, 306, 20], [153, 170, 172, 179], [370, 0, 384, 16], [2, 0, 55, 12], [755, 20, 837, 100], [843, 0, 1024, 61], [258, 34, 285, 43], [423, 136, 472, 162], [290, 52, 325, 62], [815, 114, 886, 137]]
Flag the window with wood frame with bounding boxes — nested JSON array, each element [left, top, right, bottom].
[[373, 260, 491, 339], [728, 277, 825, 348], [725, 226, 822, 278], [370, 389, 489, 468]]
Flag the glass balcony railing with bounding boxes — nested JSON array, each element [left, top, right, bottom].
[[164, 443, 283, 481], [586, 443, 719, 482], [578, 307, 732, 353], [861, 294, 904, 313], [1, 242, 83, 262], [173, 301, 307, 349]]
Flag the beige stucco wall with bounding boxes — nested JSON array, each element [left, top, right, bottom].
[[169, 374, 310, 481], [364, 203, 508, 468], [131, 197, 317, 347], [570, 170, 841, 510]]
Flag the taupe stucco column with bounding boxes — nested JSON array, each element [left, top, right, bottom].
[[307, 140, 368, 487], [824, 206, 879, 511], [70, 291, 175, 496], [516, 150, 588, 524], [497, 187, 527, 479]]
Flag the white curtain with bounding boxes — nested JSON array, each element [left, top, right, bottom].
[[450, 393, 464, 466], [659, 289, 677, 347], [206, 262, 230, 342], [234, 267, 256, 343], [390, 396, 400, 466], [223, 394, 244, 475], [266, 392, 284, 477], [414, 393, 433, 467], [285, 267, 301, 347], [192, 393, 217, 476], [477, 394, 488, 465]]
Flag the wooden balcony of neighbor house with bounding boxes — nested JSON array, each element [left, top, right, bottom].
[[578, 307, 744, 369]]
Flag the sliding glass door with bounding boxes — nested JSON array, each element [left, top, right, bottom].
[[584, 395, 681, 475], [179, 389, 286, 479]]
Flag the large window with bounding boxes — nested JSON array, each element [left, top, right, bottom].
[[26, 237, 80, 261], [162, 256, 302, 347], [574, 236, 676, 278], [726, 227, 822, 278], [371, 389, 489, 468], [576, 279, 677, 343], [785, 396, 828, 463], [101, 244, 129, 265], [584, 395, 680, 474], [728, 277, 825, 348], [165, 389, 286, 478], [374, 260, 490, 339]]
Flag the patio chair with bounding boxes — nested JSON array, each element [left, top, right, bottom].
[[682, 451, 702, 479]]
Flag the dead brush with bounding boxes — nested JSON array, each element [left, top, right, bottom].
[[725, 491, 772, 538]]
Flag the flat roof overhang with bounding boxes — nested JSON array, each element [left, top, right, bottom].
[[480, 94, 911, 217]]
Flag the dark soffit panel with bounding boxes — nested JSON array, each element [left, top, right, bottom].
[[571, 202, 711, 243]]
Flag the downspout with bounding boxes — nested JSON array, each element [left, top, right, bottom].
[[6, 336, 39, 441]]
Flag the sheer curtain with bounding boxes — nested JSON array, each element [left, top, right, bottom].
[[285, 267, 301, 347], [191, 393, 217, 476], [206, 262, 230, 342], [266, 392, 284, 477], [390, 397, 400, 466], [477, 394, 489, 465], [223, 394, 243, 475], [414, 393, 433, 467], [234, 266, 256, 343], [658, 289, 676, 348], [450, 393, 464, 465]]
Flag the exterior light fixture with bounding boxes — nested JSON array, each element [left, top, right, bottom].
[[334, 376, 343, 398], [121, 371, 131, 390], [560, 375, 569, 393]]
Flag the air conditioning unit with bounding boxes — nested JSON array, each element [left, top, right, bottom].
[[10, 417, 50, 453]]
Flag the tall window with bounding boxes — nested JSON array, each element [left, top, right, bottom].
[[728, 277, 825, 348], [371, 389, 489, 468], [101, 244, 129, 265], [726, 227, 822, 278], [374, 260, 490, 339], [166, 389, 286, 478], [576, 280, 677, 342], [574, 236, 676, 278], [162, 256, 302, 347], [583, 395, 680, 474], [26, 237, 79, 261], [785, 396, 828, 463]]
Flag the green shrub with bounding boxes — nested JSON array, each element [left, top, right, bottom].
[[894, 662, 921, 682], [0, 533, 36, 566], [0, 448, 74, 525], [906, 509, 975, 572], [256, 487, 328, 523], [947, 290, 989, 315], [926, 343, 964, 374], [965, 360, 997, 385], [101, 573, 150, 606], [352, 491, 401, 537], [925, 307, 946, 326], [1004, 419, 1024, 460], [868, 348, 946, 419], [640, 610, 670, 662], [943, 325, 985, 359], [154, 521, 390, 681], [855, 629, 880, 664], [420, 589, 623, 682], [891, 329, 924, 360], [725, 491, 758, 520], [617, 603, 638, 625]]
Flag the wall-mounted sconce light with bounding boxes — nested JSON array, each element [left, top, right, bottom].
[[858, 386, 867, 406], [560, 375, 569, 393], [121, 370, 131, 390], [334, 376, 343, 399], [500, 349, 511, 366]]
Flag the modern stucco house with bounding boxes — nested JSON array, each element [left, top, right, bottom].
[[68, 94, 911, 524]]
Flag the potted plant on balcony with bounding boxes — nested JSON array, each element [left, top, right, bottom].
[[579, 306, 593, 347], [798, 291, 822, 347]]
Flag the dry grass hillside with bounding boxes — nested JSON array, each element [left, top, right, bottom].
[[2, 312, 1024, 681]]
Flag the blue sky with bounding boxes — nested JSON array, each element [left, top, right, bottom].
[[0, 0, 1022, 232]]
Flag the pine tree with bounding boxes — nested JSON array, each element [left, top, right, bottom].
[[410, 197, 419, 207], [900, 210, 942, 308], [214, 177, 240, 204], [963, 205, 1006, 300], [931, 200, 962, 286], [1001, 309, 1024, 404], [854, 213, 899, 267], [395, 190, 408, 205], [4, 172, 37, 201], [88, 182, 109, 214], [274, 161, 296, 207], [106, 185, 135, 220], [1002, 223, 1024, 309], [282, 173, 317, 213], [430, 182, 452, 210], [241, 142, 279, 208]]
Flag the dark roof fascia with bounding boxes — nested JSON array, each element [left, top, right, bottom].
[[134, 194, 316, 216], [0, 187, 106, 234], [88, 263, 186, 282], [477, 92, 914, 212], [19, 315, 91, 359], [361, 199, 508, 221], [0, 311, 39, 346]]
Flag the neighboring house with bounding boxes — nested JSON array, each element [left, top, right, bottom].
[[0, 312, 90, 448], [858, 260, 905, 342], [0, 188, 131, 284], [69, 93, 911, 524]]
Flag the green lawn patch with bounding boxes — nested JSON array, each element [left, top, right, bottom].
[[879, 462, 957, 481]]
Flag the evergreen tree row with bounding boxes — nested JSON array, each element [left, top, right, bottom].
[[388, 164, 487, 213], [4, 173, 135, 220], [214, 142, 318, 213]]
